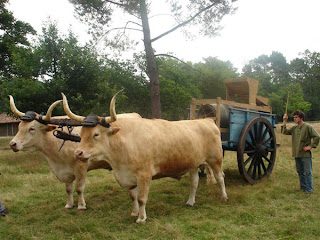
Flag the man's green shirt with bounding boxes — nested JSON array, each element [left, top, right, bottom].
[[282, 123, 320, 157]]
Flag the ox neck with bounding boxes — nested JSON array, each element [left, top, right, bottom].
[[37, 131, 66, 157]]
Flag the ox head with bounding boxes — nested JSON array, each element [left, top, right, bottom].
[[9, 95, 62, 152], [62, 90, 123, 161]]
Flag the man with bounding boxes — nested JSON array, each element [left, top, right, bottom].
[[282, 110, 320, 194], [0, 201, 8, 217]]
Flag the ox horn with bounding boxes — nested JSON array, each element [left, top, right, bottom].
[[103, 89, 124, 124], [61, 93, 85, 122], [9, 95, 25, 117], [41, 100, 63, 121]]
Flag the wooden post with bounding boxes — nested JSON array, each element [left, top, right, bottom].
[[190, 98, 196, 120], [216, 97, 221, 128]]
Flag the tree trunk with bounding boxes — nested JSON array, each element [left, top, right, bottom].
[[140, 0, 161, 118]]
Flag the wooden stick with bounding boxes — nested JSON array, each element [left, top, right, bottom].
[[282, 91, 290, 134], [285, 91, 290, 115]]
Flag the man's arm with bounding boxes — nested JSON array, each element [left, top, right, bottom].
[[302, 126, 320, 152], [281, 113, 292, 135], [310, 126, 320, 148]]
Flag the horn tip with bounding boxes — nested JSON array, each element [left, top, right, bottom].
[[61, 93, 67, 100]]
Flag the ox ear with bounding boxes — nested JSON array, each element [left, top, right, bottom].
[[109, 127, 120, 135], [45, 124, 57, 132]]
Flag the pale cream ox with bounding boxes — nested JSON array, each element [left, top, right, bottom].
[[9, 95, 141, 210], [62, 91, 228, 223]]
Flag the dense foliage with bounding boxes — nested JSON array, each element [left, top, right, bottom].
[[242, 50, 318, 120], [1, 1, 320, 121]]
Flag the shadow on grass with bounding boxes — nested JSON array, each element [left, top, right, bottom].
[[222, 168, 248, 187]]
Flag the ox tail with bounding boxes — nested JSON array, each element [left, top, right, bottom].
[[204, 164, 217, 185]]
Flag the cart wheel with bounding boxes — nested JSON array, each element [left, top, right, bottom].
[[197, 105, 215, 118], [237, 117, 277, 184]]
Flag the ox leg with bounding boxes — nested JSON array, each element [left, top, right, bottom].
[[128, 188, 139, 217], [65, 182, 74, 209], [75, 163, 88, 210], [209, 161, 228, 202], [75, 179, 87, 210], [136, 176, 151, 224], [186, 168, 199, 206], [204, 164, 217, 185]]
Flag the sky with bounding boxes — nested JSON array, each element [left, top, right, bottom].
[[7, 0, 320, 71]]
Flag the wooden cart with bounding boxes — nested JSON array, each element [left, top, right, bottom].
[[189, 78, 277, 184]]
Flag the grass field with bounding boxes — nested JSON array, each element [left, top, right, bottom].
[[1, 123, 320, 239]]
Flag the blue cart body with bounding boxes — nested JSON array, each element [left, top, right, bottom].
[[221, 107, 276, 151]]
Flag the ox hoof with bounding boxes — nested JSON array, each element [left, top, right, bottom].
[[186, 200, 195, 207], [77, 206, 87, 211], [136, 217, 147, 224], [131, 212, 139, 217], [65, 204, 74, 209], [221, 196, 228, 202]]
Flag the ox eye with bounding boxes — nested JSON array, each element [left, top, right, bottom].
[[93, 133, 99, 138], [29, 127, 35, 132]]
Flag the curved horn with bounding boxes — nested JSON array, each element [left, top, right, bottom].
[[61, 93, 85, 122], [8, 95, 25, 117], [104, 89, 124, 124], [41, 100, 63, 121]]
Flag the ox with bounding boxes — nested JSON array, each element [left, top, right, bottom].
[[62, 91, 228, 223], [9, 95, 141, 210]]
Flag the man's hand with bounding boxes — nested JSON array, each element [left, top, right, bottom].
[[283, 113, 288, 123], [303, 146, 312, 152]]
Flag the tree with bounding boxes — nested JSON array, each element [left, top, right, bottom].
[[1, 77, 47, 114], [268, 84, 311, 121], [0, 0, 37, 112], [69, 0, 237, 118], [289, 57, 307, 84], [156, 57, 201, 120], [242, 54, 273, 96], [103, 58, 151, 117], [194, 57, 238, 99], [0, 0, 36, 78], [242, 52, 291, 97], [292, 50, 320, 119], [269, 51, 291, 85], [34, 22, 111, 115], [34, 22, 152, 117], [36, 21, 64, 81], [243, 51, 314, 121]]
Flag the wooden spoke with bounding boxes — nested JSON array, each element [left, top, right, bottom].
[[258, 123, 264, 142], [261, 159, 267, 172], [244, 154, 255, 167], [244, 149, 256, 154], [245, 140, 255, 150]]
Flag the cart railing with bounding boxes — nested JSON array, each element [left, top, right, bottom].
[[190, 97, 272, 133]]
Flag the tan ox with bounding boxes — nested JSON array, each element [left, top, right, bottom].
[[9, 95, 141, 210], [62, 91, 228, 223]]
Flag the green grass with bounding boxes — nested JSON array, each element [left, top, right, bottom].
[[1, 123, 320, 239]]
